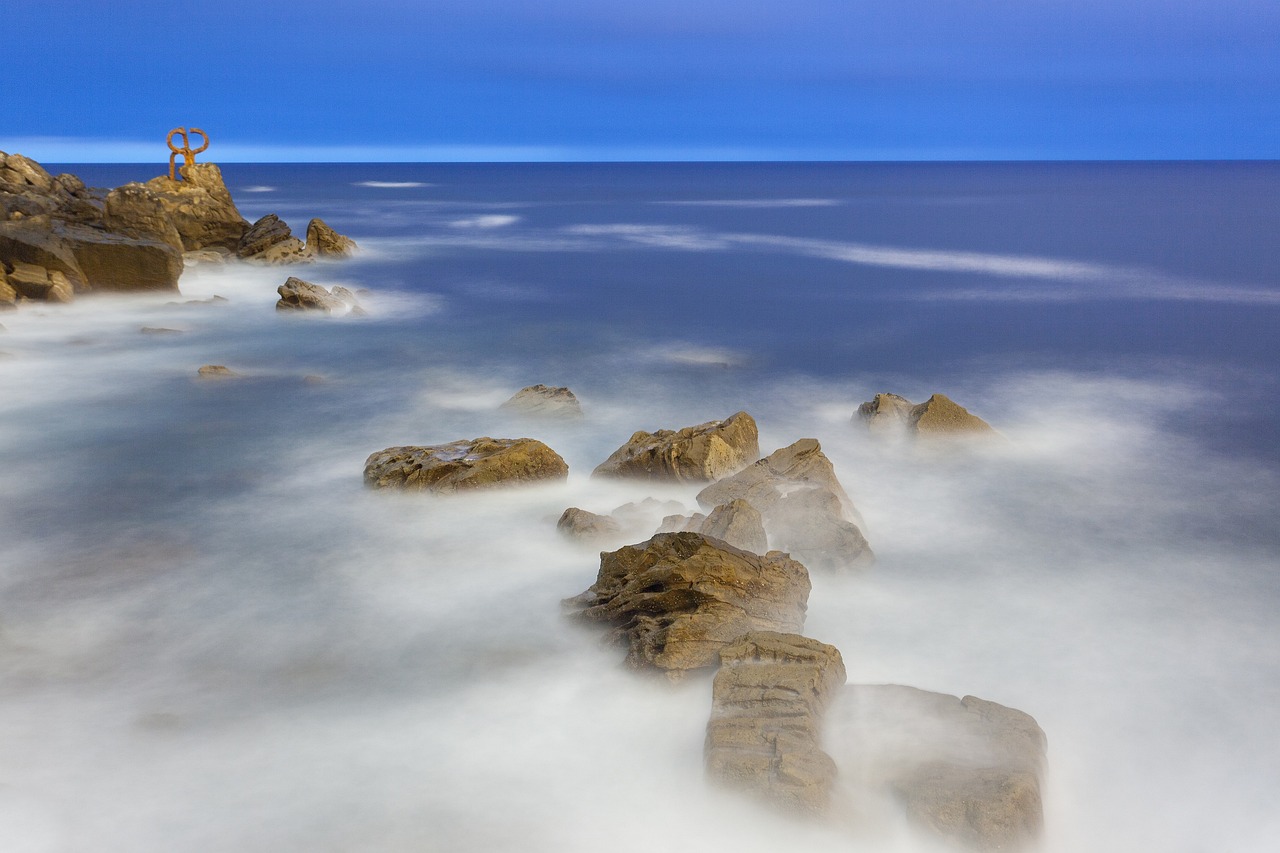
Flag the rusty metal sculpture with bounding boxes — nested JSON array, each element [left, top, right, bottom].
[[167, 127, 209, 181]]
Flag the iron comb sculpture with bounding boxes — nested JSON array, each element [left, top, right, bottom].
[[167, 127, 209, 181]]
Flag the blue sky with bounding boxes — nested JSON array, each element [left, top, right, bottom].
[[4, 0, 1278, 162]]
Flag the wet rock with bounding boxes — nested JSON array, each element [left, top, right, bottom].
[[563, 532, 810, 678], [828, 685, 1047, 851], [197, 364, 238, 378], [855, 392, 997, 438], [657, 499, 768, 554], [501, 384, 583, 419], [556, 507, 624, 542], [697, 439, 873, 570], [144, 162, 249, 251], [276, 276, 357, 314], [364, 437, 569, 493], [305, 217, 358, 257], [592, 411, 759, 483], [705, 632, 846, 816]]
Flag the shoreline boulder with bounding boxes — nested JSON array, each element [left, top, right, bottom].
[[592, 411, 759, 483], [364, 437, 569, 493]]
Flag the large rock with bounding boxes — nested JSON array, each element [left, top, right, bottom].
[[58, 222, 184, 292], [0, 268, 17, 308], [144, 162, 248, 251], [501, 384, 583, 419], [705, 632, 847, 816], [103, 184, 185, 251], [657, 498, 768, 554], [563, 532, 810, 678], [697, 439, 873, 570], [5, 262, 73, 303], [828, 685, 1047, 851], [855, 392, 997, 438], [364, 437, 569, 493], [592, 411, 759, 483], [305, 218, 358, 257]]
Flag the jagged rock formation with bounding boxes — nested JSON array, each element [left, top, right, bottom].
[[563, 532, 809, 678], [305, 218, 358, 257], [828, 685, 1047, 851], [238, 214, 311, 263], [143, 162, 249, 251], [276, 276, 362, 314], [501, 384, 584, 419], [696, 439, 873, 570], [856, 393, 998, 437], [364, 437, 569, 493], [705, 632, 847, 816], [592, 411, 759, 483], [657, 498, 769, 554]]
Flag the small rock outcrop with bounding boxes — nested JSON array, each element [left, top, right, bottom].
[[556, 507, 624, 543], [276, 276, 361, 314], [143, 162, 250, 251], [364, 437, 569, 493], [828, 685, 1047, 851], [305, 218, 358, 257], [657, 498, 768, 554], [197, 364, 237, 378], [592, 411, 759, 483], [238, 214, 310, 263], [705, 632, 847, 816], [696, 439, 873, 570], [856, 392, 997, 437], [501, 384, 583, 419], [563, 532, 810, 678]]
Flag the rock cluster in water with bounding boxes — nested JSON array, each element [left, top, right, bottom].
[[0, 151, 357, 307], [857, 392, 998, 437]]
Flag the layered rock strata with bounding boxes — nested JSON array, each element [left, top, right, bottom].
[[705, 632, 847, 816], [564, 532, 809, 678], [592, 411, 759, 483], [364, 438, 569, 493]]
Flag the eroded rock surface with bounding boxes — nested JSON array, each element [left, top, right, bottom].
[[501, 384, 583, 419], [658, 498, 768, 554], [705, 632, 847, 816], [305, 218, 358, 257], [239, 214, 310, 263], [592, 411, 759, 483], [144, 162, 249, 251], [564, 532, 809, 678], [696, 439, 873, 570], [556, 507, 624, 543], [364, 437, 569, 493], [856, 392, 997, 438], [276, 276, 358, 314], [828, 685, 1047, 851]]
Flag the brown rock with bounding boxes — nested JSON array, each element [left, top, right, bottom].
[[103, 184, 185, 251], [145, 162, 249, 251], [0, 153, 54, 192], [501, 384, 583, 419], [855, 392, 915, 432], [592, 411, 760, 483], [563, 532, 810, 678], [697, 439, 873, 570], [657, 499, 769, 554], [364, 437, 569, 493], [276, 277, 360, 314], [238, 214, 301, 260], [828, 685, 1047, 851], [556, 507, 624, 543], [305, 218, 358, 257], [909, 394, 998, 436], [197, 365, 238, 378], [706, 632, 847, 816], [6, 263, 73, 303], [0, 268, 16, 308]]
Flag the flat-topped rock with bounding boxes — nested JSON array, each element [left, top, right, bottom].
[[592, 411, 759, 483], [706, 632, 847, 816], [364, 437, 569, 493], [563, 532, 809, 678], [501, 384, 583, 419], [697, 439, 873, 570]]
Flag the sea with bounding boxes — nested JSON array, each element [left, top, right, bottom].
[[1, 161, 1277, 852]]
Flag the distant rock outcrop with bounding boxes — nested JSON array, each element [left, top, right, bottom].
[[592, 411, 759, 483], [856, 393, 998, 438], [657, 498, 769, 554], [828, 685, 1047, 851], [501, 384, 583, 419], [563, 532, 810, 678], [705, 632, 847, 816], [556, 507, 624, 543], [142, 162, 248, 251], [364, 437, 569, 493], [696, 439, 873, 570], [276, 276, 363, 314], [305, 218, 358, 257]]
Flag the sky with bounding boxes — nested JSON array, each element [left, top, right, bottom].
[[3, 0, 1278, 162]]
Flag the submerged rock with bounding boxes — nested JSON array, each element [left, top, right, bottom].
[[697, 438, 873, 570], [592, 411, 759, 483], [856, 392, 915, 432], [657, 498, 768, 554], [501, 384, 583, 419], [564, 532, 810, 678], [364, 437, 569, 493], [855, 392, 998, 438], [706, 632, 847, 816], [556, 507, 624, 543], [828, 685, 1047, 851]]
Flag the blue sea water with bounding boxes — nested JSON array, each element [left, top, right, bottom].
[[2, 161, 1279, 852]]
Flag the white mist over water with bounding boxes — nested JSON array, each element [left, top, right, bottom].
[[3, 162, 1280, 851]]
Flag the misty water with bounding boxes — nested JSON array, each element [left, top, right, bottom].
[[2, 162, 1278, 852]]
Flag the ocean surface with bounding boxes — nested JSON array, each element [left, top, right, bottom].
[[2, 161, 1278, 851]]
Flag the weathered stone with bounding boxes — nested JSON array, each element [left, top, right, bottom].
[[828, 685, 1047, 851], [855, 392, 915, 432], [364, 437, 569, 493], [197, 364, 238, 378], [0, 153, 54, 191], [145, 162, 248, 251], [0, 268, 16, 308], [556, 507, 624, 543], [657, 499, 768, 554], [0, 220, 89, 288], [909, 394, 998, 436], [104, 184, 184, 251], [6, 263, 73, 303], [58, 222, 183, 292], [276, 277, 349, 313], [592, 411, 759, 483], [237, 214, 296, 259], [706, 632, 846, 816], [305, 217, 358, 257], [697, 439, 873, 570], [501, 384, 583, 419], [563, 532, 810, 678]]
